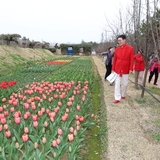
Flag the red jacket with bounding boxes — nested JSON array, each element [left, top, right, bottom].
[[134, 53, 145, 71], [112, 44, 134, 75]]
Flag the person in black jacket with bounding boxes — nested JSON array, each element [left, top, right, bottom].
[[101, 47, 114, 81]]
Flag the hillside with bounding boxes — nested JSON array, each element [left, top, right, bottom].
[[0, 45, 56, 72]]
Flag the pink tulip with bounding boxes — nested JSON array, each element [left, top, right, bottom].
[[4, 111, 9, 117], [67, 101, 72, 107], [44, 121, 48, 127], [68, 133, 74, 141], [58, 128, 63, 135], [32, 115, 38, 121], [2, 98, 6, 103], [0, 107, 3, 112], [5, 130, 11, 138], [42, 137, 47, 144], [61, 115, 67, 121], [14, 117, 21, 124], [22, 134, 29, 142], [66, 108, 69, 113], [25, 111, 30, 117], [69, 127, 74, 133], [56, 138, 61, 144], [54, 107, 59, 113], [1, 117, 6, 124], [4, 124, 8, 130], [24, 127, 29, 133], [15, 142, 20, 148], [33, 121, 38, 128], [76, 105, 81, 111], [49, 112, 56, 118], [10, 107, 15, 112], [23, 114, 28, 120], [73, 130, 77, 136], [13, 101, 18, 106], [23, 103, 29, 109], [76, 125, 80, 131], [0, 113, 4, 119], [57, 101, 62, 107], [38, 110, 43, 116], [31, 105, 36, 110], [0, 125, 3, 132], [76, 120, 80, 125], [34, 142, 38, 149], [52, 140, 57, 147], [3, 105, 7, 109], [50, 117, 54, 122]]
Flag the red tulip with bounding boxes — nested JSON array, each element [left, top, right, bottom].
[[79, 116, 84, 122]]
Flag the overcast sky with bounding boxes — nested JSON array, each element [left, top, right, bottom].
[[1, 0, 132, 44]]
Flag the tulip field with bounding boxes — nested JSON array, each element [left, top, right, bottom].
[[0, 56, 104, 160]]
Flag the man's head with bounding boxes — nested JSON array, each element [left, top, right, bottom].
[[117, 34, 126, 46]]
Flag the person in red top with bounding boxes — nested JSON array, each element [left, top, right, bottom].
[[134, 49, 145, 88], [112, 34, 134, 103]]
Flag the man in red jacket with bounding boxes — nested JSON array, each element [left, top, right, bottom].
[[112, 34, 134, 103]]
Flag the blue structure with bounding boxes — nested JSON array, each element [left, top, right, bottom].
[[68, 47, 73, 55]]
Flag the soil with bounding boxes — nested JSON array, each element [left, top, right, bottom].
[[92, 55, 160, 160]]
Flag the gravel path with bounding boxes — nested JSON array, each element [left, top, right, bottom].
[[92, 55, 160, 160]]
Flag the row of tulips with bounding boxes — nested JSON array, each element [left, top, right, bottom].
[[0, 80, 94, 159], [0, 81, 17, 89], [46, 59, 73, 65]]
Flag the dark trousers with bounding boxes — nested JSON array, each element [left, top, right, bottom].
[[105, 63, 112, 79], [148, 68, 159, 84]]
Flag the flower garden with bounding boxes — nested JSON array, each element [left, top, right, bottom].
[[0, 56, 106, 160]]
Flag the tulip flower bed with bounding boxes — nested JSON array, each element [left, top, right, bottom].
[[0, 57, 104, 160], [0, 80, 94, 159]]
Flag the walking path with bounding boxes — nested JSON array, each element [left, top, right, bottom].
[[92, 55, 160, 160]]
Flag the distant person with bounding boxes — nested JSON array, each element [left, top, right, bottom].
[[112, 34, 134, 103], [148, 56, 160, 85], [101, 47, 114, 81], [134, 49, 145, 88]]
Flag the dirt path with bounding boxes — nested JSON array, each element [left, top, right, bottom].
[[92, 55, 160, 160]]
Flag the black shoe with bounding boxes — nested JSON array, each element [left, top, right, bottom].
[[153, 83, 158, 86]]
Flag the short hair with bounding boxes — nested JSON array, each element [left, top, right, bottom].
[[117, 34, 126, 40]]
